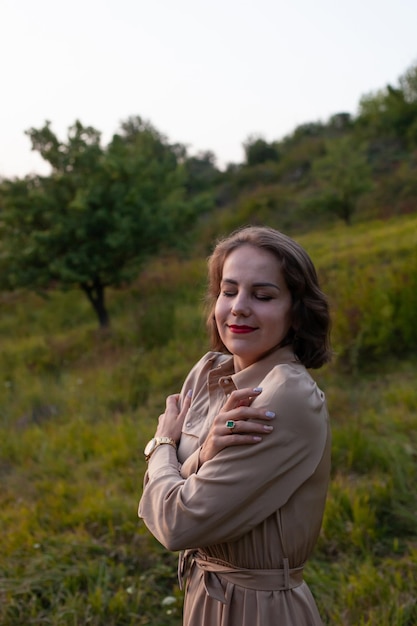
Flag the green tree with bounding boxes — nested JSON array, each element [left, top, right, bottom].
[[399, 62, 417, 146], [183, 151, 220, 196], [357, 62, 417, 147], [243, 135, 280, 166], [312, 137, 372, 225], [0, 117, 195, 328]]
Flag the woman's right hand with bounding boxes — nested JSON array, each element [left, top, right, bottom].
[[199, 387, 276, 466]]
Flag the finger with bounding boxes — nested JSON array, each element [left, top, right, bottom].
[[225, 434, 264, 445], [163, 394, 181, 419], [227, 420, 274, 435], [178, 389, 193, 419], [223, 387, 263, 409], [165, 393, 180, 409], [221, 406, 276, 425]]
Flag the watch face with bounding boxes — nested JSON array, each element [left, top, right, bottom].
[[144, 438, 156, 457]]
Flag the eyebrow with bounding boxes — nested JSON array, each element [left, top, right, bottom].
[[221, 278, 281, 291]]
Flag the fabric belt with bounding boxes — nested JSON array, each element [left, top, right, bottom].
[[178, 550, 304, 604]]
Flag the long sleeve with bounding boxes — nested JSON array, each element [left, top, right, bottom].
[[138, 363, 329, 552]]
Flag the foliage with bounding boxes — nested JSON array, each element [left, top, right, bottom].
[[368, 149, 417, 216], [0, 117, 198, 329], [243, 135, 280, 166], [183, 151, 220, 196], [357, 62, 417, 148], [310, 136, 373, 225], [297, 214, 417, 370]]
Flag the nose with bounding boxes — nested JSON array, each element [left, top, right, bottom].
[[231, 293, 251, 317]]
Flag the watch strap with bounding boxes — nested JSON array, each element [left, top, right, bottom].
[[145, 436, 177, 461]]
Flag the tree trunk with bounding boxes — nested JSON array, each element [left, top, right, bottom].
[[342, 199, 353, 226], [80, 278, 110, 328]]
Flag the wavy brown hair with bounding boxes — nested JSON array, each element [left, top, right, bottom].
[[206, 226, 332, 369]]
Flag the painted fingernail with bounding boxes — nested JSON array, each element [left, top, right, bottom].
[[253, 436, 262, 442], [253, 387, 263, 393], [187, 389, 193, 398], [265, 411, 275, 418], [263, 425, 273, 431]]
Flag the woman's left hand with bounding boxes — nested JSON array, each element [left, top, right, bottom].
[[154, 390, 192, 444]]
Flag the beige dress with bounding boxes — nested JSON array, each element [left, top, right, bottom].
[[138, 345, 331, 626]]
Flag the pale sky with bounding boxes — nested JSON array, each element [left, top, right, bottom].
[[1, 0, 416, 178]]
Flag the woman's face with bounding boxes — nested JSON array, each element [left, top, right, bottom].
[[214, 244, 293, 372]]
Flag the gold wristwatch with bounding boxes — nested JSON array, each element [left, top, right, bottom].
[[144, 436, 177, 461]]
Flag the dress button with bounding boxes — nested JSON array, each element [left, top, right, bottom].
[[223, 378, 230, 385], [186, 422, 192, 427]]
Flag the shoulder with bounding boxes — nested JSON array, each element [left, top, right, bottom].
[[260, 362, 328, 431], [266, 361, 323, 397]]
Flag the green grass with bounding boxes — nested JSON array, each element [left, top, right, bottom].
[[1, 215, 417, 624]]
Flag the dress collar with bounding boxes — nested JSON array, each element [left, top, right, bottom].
[[212, 345, 298, 389]]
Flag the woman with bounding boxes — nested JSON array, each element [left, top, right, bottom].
[[139, 226, 332, 625]]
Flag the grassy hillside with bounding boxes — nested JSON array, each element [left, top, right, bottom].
[[1, 217, 416, 625]]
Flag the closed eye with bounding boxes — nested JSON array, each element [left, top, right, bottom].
[[255, 294, 273, 301], [221, 290, 273, 301]]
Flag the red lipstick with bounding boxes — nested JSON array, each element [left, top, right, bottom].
[[228, 325, 256, 334]]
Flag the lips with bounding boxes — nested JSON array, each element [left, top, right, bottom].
[[228, 325, 257, 334]]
